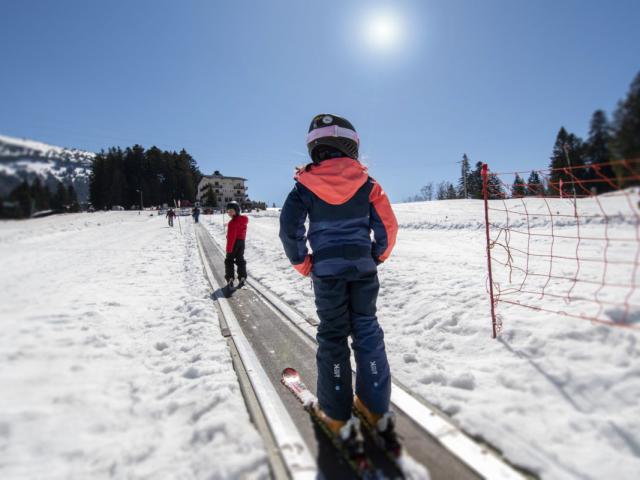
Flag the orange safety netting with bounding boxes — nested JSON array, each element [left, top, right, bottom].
[[481, 160, 640, 338]]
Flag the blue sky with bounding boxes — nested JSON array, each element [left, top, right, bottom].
[[1, 0, 638, 205]]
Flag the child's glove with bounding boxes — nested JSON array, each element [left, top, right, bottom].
[[371, 243, 383, 265], [293, 255, 313, 276]]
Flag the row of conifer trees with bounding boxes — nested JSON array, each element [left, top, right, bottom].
[[410, 71, 640, 201]]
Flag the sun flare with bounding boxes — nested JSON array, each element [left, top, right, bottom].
[[364, 11, 404, 52]]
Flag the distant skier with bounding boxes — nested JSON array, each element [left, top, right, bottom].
[[192, 206, 200, 223], [166, 208, 176, 227], [225, 201, 248, 287], [279, 114, 399, 453]]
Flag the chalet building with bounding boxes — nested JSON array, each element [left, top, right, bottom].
[[197, 170, 248, 206]]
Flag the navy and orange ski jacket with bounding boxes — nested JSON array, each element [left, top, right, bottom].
[[226, 215, 248, 253], [279, 157, 398, 277]]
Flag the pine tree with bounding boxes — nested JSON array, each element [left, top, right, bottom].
[[51, 181, 69, 211], [585, 110, 617, 193], [182, 148, 202, 191], [124, 144, 146, 207], [548, 127, 586, 196], [109, 149, 127, 208], [30, 178, 50, 211], [457, 154, 470, 199], [486, 173, 504, 199], [67, 185, 79, 212], [176, 149, 197, 202], [148, 146, 170, 205], [204, 185, 217, 207], [467, 162, 484, 199], [89, 152, 108, 209], [511, 174, 526, 197], [612, 71, 640, 186], [9, 181, 32, 217], [446, 183, 457, 199], [525, 171, 543, 196]]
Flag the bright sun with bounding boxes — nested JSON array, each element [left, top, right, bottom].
[[364, 11, 404, 51]]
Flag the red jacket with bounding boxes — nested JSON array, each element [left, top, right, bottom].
[[226, 215, 248, 252]]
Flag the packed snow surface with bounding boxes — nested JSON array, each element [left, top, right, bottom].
[[0, 212, 267, 479], [206, 193, 640, 480], [1, 193, 638, 480]]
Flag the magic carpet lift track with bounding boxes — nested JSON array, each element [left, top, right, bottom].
[[196, 224, 530, 480]]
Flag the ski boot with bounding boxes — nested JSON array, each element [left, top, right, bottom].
[[281, 368, 373, 477], [313, 406, 368, 467], [237, 277, 246, 288], [336, 417, 367, 467], [354, 396, 401, 457]]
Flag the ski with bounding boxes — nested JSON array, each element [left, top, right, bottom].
[[280, 368, 376, 479]]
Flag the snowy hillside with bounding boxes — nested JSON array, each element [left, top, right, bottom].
[[205, 195, 640, 480], [0, 134, 94, 201], [0, 213, 267, 479]]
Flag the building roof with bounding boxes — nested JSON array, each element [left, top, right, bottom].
[[201, 171, 247, 181]]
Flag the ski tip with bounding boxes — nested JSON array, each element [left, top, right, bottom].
[[281, 367, 298, 377], [281, 367, 300, 382]]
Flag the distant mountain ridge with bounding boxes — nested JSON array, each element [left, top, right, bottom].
[[0, 134, 94, 202]]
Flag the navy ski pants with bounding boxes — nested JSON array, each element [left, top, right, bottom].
[[312, 271, 391, 421]]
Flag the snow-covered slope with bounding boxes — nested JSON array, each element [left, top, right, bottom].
[[0, 212, 267, 479], [205, 195, 640, 480], [0, 134, 94, 201], [1, 197, 637, 479]]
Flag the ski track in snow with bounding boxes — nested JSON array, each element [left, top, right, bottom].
[[0, 212, 267, 479], [205, 198, 640, 480]]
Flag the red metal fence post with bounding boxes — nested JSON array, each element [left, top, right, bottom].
[[482, 163, 498, 338]]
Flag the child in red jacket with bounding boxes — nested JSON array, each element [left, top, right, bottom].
[[225, 201, 248, 287]]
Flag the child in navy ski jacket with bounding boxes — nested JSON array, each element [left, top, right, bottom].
[[279, 114, 399, 452], [225, 201, 248, 286]]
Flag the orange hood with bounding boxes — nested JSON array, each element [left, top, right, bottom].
[[295, 157, 369, 205]]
